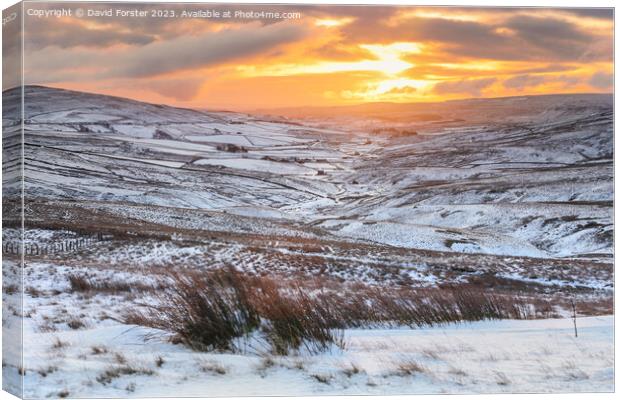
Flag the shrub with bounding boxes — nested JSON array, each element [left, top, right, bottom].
[[125, 267, 259, 351]]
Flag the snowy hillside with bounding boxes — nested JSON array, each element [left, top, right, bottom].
[[2, 86, 613, 397], [9, 86, 612, 259]]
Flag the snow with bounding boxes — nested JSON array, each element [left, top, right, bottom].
[[101, 155, 186, 169], [110, 137, 219, 153], [111, 125, 156, 139], [17, 303, 614, 397], [193, 158, 315, 175], [186, 134, 253, 146], [320, 219, 548, 258]]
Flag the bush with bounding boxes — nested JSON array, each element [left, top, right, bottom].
[[125, 267, 259, 351]]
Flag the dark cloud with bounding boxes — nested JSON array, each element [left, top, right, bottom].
[[563, 8, 613, 20], [303, 5, 398, 21], [23, 20, 308, 83], [503, 73, 585, 90], [22, 2, 309, 50], [589, 72, 613, 90], [504, 15, 604, 61], [518, 64, 577, 74], [25, 19, 156, 50], [503, 74, 548, 90], [433, 78, 496, 96], [109, 22, 307, 78]]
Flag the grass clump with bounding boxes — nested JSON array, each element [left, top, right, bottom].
[[251, 278, 344, 355], [199, 360, 227, 375], [125, 268, 259, 352], [96, 365, 154, 385], [68, 274, 139, 294]]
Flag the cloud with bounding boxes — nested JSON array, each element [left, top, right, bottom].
[[107, 22, 308, 78], [503, 74, 548, 90], [23, 3, 310, 50], [433, 78, 496, 96], [384, 86, 417, 95], [17, 5, 614, 106], [504, 15, 604, 61], [24, 21, 309, 81], [563, 8, 613, 20], [146, 79, 204, 101], [25, 19, 156, 50], [518, 64, 577, 74], [503, 74, 585, 91], [589, 72, 613, 90], [2, 3, 22, 90], [310, 41, 378, 61], [335, 12, 610, 63]]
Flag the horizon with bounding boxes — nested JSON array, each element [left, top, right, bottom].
[[11, 83, 613, 115]]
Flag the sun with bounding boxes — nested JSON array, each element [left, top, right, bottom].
[[236, 42, 422, 77]]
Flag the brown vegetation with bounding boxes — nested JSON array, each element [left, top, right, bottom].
[[68, 274, 155, 294], [124, 268, 260, 352], [123, 267, 555, 355]]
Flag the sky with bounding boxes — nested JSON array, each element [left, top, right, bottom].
[[11, 3, 615, 110]]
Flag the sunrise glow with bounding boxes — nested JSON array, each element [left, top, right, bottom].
[[18, 4, 613, 110]]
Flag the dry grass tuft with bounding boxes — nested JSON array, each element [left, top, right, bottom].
[[68, 274, 154, 294], [155, 356, 165, 368], [91, 346, 108, 355], [37, 365, 59, 377], [67, 318, 86, 330], [96, 365, 154, 385], [51, 337, 69, 350], [448, 366, 468, 376], [124, 267, 259, 352], [395, 359, 425, 377], [251, 278, 344, 355], [123, 267, 552, 356], [341, 362, 364, 377], [114, 353, 127, 365], [311, 373, 332, 384], [494, 371, 511, 386], [200, 360, 227, 375]]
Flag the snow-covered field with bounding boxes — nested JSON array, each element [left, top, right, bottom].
[[2, 86, 614, 396], [9, 300, 615, 397]]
